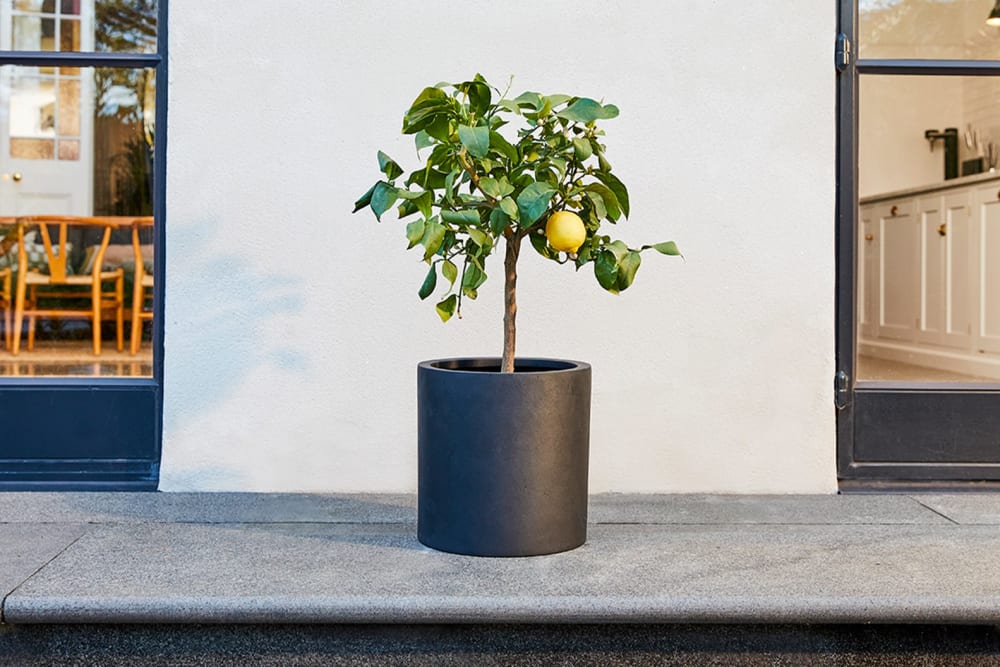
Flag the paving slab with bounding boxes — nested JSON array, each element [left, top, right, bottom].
[[0, 493, 952, 526], [6, 521, 1000, 624], [912, 494, 1000, 525], [0, 493, 415, 524], [588, 494, 948, 525], [0, 524, 89, 616]]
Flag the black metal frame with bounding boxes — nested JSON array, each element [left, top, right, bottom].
[[837, 1, 1000, 488], [0, 2, 167, 490]]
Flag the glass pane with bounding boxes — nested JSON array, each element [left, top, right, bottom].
[[859, 0, 1000, 60], [1, 65, 156, 377], [57, 138, 78, 159], [59, 17, 80, 51], [858, 75, 1000, 383], [57, 77, 80, 135], [96, 1, 157, 53], [10, 137, 54, 158], [9, 1, 158, 53], [9, 76, 56, 139], [12, 15, 55, 50]]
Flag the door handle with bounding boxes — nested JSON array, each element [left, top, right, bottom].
[[2, 173, 22, 182], [938, 224, 947, 237]]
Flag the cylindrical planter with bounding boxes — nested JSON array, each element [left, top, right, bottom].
[[417, 357, 591, 557]]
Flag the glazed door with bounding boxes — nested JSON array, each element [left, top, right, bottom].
[[838, 0, 1000, 488], [0, 0, 94, 214]]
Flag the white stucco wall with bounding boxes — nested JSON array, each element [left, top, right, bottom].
[[161, 1, 837, 493]]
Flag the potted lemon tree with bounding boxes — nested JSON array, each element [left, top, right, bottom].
[[354, 75, 679, 556]]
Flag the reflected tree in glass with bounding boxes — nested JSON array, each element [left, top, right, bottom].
[[93, 1, 157, 216]]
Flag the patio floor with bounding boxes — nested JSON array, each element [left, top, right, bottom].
[[2, 492, 1000, 626]]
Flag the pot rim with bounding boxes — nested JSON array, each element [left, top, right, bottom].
[[419, 357, 590, 374]]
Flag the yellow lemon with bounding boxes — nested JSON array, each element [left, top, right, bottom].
[[545, 210, 587, 253]]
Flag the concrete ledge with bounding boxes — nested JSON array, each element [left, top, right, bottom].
[[2, 494, 1000, 625]]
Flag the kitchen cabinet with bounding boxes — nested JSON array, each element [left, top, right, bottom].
[[859, 173, 1000, 378]]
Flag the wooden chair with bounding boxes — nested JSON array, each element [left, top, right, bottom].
[[0, 217, 13, 350], [0, 267, 10, 351], [11, 215, 125, 356], [130, 216, 154, 355]]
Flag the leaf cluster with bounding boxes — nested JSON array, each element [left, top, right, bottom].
[[353, 74, 679, 321]]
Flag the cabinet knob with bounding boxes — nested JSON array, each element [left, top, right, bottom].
[[938, 224, 947, 237], [865, 234, 874, 241], [890, 205, 898, 216]]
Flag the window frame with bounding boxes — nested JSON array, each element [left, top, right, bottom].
[[0, 0, 167, 490]]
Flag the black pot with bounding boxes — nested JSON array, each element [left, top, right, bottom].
[[417, 357, 591, 557]]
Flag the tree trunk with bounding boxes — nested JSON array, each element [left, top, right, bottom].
[[501, 233, 521, 373]]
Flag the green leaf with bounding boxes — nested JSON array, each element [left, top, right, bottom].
[[557, 98, 620, 123], [645, 241, 681, 256], [458, 124, 490, 158], [513, 91, 543, 110], [396, 199, 418, 219], [423, 114, 453, 142], [479, 177, 502, 199], [371, 182, 398, 221], [489, 207, 510, 236], [421, 219, 446, 260], [498, 98, 521, 114], [407, 168, 448, 189], [606, 239, 629, 261], [415, 192, 433, 219], [585, 191, 607, 222], [444, 169, 458, 204], [405, 219, 425, 249], [468, 228, 490, 249], [377, 151, 403, 181], [594, 250, 620, 293], [529, 229, 557, 259], [490, 131, 519, 162], [353, 183, 377, 213], [462, 260, 487, 290], [572, 138, 593, 161], [516, 181, 557, 226], [435, 294, 457, 322], [442, 259, 458, 286], [418, 265, 437, 300], [441, 209, 481, 226], [459, 80, 492, 117], [594, 171, 630, 218], [414, 130, 434, 152], [546, 94, 572, 107], [584, 183, 621, 221], [408, 86, 447, 112], [499, 196, 519, 221], [617, 251, 641, 291]]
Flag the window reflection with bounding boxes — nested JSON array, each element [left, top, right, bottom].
[[8, 0, 157, 53], [858, 75, 1000, 383], [1, 64, 155, 377], [860, 0, 1000, 60]]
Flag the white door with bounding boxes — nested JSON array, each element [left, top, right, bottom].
[[0, 0, 93, 216]]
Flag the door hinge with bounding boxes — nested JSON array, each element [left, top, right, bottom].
[[835, 371, 851, 410], [835, 33, 852, 72]]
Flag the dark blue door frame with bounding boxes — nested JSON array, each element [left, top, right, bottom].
[[0, 2, 167, 490], [837, 0, 1000, 490]]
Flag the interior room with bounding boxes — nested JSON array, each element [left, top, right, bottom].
[[857, 0, 1000, 383]]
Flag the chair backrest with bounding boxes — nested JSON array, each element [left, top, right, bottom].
[[131, 216, 154, 266], [16, 215, 119, 282]]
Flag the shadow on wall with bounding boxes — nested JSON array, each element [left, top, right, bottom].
[[163, 222, 306, 435]]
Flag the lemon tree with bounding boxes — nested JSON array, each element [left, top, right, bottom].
[[354, 75, 680, 373]]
